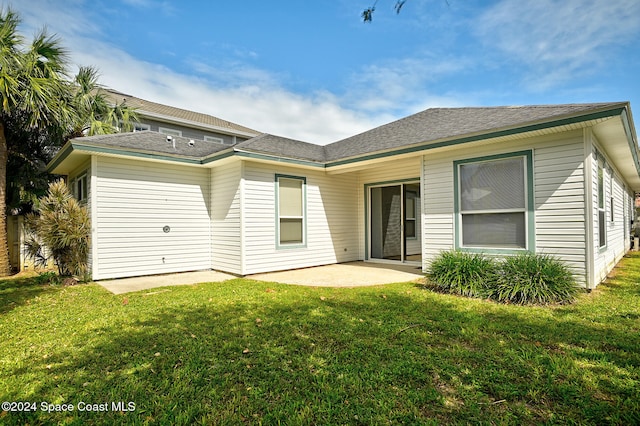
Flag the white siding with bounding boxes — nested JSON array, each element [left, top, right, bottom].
[[422, 130, 589, 285], [211, 161, 243, 275], [534, 138, 586, 284], [591, 135, 630, 285], [422, 156, 455, 266], [93, 156, 211, 280], [242, 162, 359, 275]]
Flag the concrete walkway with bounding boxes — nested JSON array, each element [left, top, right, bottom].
[[247, 262, 424, 287], [97, 262, 425, 294]]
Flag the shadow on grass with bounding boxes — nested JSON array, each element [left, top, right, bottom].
[[2, 277, 639, 425], [0, 275, 63, 315]]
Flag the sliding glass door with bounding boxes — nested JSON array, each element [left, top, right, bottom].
[[369, 182, 421, 263]]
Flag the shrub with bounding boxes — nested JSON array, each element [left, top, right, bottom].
[[426, 251, 496, 298], [24, 179, 90, 278], [427, 251, 581, 305], [491, 253, 580, 305], [33, 271, 60, 285]]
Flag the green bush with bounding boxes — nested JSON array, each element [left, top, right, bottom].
[[491, 252, 580, 305], [24, 179, 90, 278], [427, 251, 580, 305], [33, 271, 61, 285], [426, 251, 496, 298]]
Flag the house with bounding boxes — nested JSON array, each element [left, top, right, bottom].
[[104, 89, 261, 145], [7, 91, 261, 273], [47, 101, 640, 289]]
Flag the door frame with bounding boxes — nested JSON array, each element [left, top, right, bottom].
[[364, 178, 421, 265]]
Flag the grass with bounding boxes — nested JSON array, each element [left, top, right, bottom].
[[1, 255, 640, 425]]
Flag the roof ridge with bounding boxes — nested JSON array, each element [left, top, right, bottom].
[[424, 102, 625, 110], [104, 88, 261, 135]]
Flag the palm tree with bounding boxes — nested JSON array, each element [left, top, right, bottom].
[[0, 9, 140, 275], [0, 8, 74, 275], [69, 66, 139, 138]]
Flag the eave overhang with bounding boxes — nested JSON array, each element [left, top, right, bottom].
[[48, 103, 640, 190]]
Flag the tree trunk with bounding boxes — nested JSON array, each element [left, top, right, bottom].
[[0, 121, 11, 276]]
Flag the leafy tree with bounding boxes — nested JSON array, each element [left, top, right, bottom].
[[0, 8, 138, 275], [0, 8, 74, 275], [5, 112, 64, 215], [69, 66, 138, 138], [6, 67, 139, 217], [24, 179, 90, 277]]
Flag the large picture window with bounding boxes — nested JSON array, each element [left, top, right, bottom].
[[455, 152, 532, 251], [276, 175, 306, 246]]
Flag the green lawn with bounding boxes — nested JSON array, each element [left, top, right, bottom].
[[1, 255, 639, 425]]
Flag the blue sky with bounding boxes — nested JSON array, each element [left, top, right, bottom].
[[8, 0, 640, 144]]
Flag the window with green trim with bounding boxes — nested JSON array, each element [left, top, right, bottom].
[[73, 174, 88, 203], [277, 175, 305, 246], [598, 155, 606, 248], [455, 153, 531, 250], [609, 167, 614, 223], [405, 190, 418, 239]]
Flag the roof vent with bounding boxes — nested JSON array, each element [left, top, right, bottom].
[[188, 139, 195, 147], [166, 135, 173, 143]]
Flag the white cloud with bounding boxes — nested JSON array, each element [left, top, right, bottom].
[[70, 37, 383, 144], [475, 0, 640, 90], [344, 53, 474, 116], [6, 0, 381, 144], [13, 0, 102, 39], [5, 0, 480, 144]]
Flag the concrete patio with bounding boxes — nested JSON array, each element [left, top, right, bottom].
[[97, 261, 425, 294]]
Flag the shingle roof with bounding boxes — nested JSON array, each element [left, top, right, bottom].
[[54, 102, 631, 169], [74, 131, 230, 158], [235, 134, 326, 163], [104, 89, 261, 136], [324, 103, 626, 161]]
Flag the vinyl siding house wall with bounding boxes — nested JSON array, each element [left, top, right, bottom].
[[48, 102, 640, 289], [421, 130, 589, 284], [135, 118, 241, 146], [69, 155, 212, 280], [210, 160, 243, 275]]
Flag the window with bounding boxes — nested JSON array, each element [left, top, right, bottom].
[[609, 168, 614, 222], [74, 174, 88, 202], [158, 127, 182, 137], [204, 135, 225, 144], [455, 152, 532, 251], [276, 175, 305, 246], [133, 123, 150, 132], [405, 190, 417, 239], [598, 155, 606, 248], [624, 186, 629, 240]]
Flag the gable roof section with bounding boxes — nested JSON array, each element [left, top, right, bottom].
[[324, 103, 629, 163], [48, 131, 233, 174], [234, 134, 326, 163], [49, 102, 640, 187], [105, 89, 261, 137]]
